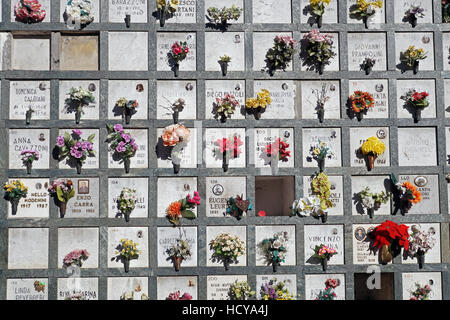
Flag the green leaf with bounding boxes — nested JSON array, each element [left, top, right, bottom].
[[56, 186, 65, 202], [87, 133, 95, 142], [181, 210, 196, 219]]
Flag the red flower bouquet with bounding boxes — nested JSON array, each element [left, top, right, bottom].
[[369, 220, 410, 264], [215, 136, 243, 172], [265, 138, 291, 163], [169, 41, 189, 77], [14, 0, 46, 23]]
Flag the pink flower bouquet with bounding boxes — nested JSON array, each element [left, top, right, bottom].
[[20, 150, 39, 174], [14, 0, 46, 23], [63, 249, 90, 268]]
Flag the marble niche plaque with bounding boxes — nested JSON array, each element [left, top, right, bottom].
[[252, 0, 291, 23], [59, 80, 100, 120], [108, 32, 148, 71], [204, 0, 244, 23], [394, 0, 433, 24], [206, 226, 247, 267], [156, 127, 198, 168], [108, 129, 148, 168], [302, 128, 342, 168], [12, 36, 50, 71], [107, 277, 149, 300], [443, 34, 450, 71], [157, 226, 198, 267], [349, 127, 390, 167], [157, 32, 197, 71], [7, 178, 49, 219], [349, 79, 389, 118], [253, 80, 297, 119], [165, 0, 196, 23], [205, 32, 245, 71], [253, 128, 295, 168], [303, 175, 343, 215], [157, 80, 196, 120], [10, 81, 50, 120], [9, 129, 50, 169], [347, 0, 385, 24], [55, 177, 99, 218], [157, 177, 198, 217], [206, 176, 246, 217], [300, 0, 338, 24], [304, 274, 345, 300], [207, 275, 247, 300], [108, 177, 148, 218], [57, 278, 98, 300], [304, 225, 344, 265], [402, 272, 442, 300], [60, 0, 100, 23], [347, 33, 387, 71], [58, 129, 100, 169], [300, 32, 340, 71], [108, 80, 148, 120], [352, 223, 381, 264], [256, 274, 296, 300], [402, 223, 441, 264], [205, 128, 246, 168], [398, 127, 437, 167], [157, 276, 198, 300], [8, 228, 49, 269], [11, 0, 50, 22], [107, 227, 149, 268], [60, 35, 99, 71], [58, 228, 99, 269], [397, 175, 439, 214], [253, 32, 293, 72], [300, 80, 340, 120], [255, 225, 296, 266], [396, 79, 436, 119], [351, 175, 391, 216], [7, 278, 48, 300], [395, 32, 435, 71], [108, 0, 147, 23], [205, 80, 246, 120]]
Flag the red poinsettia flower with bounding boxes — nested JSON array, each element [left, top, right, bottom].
[[370, 220, 410, 251]]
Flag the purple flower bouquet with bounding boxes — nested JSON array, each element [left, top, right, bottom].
[[55, 129, 96, 174], [106, 124, 138, 173]]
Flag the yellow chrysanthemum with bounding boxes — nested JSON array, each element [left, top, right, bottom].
[[361, 136, 386, 156]]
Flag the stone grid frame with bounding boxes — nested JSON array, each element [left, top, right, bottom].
[[0, 0, 449, 300]]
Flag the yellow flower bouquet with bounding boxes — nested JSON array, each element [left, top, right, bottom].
[[3, 179, 28, 216], [360, 136, 386, 171], [115, 238, 141, 273], [245, 89, 272, 120], [309, 0, 331, 27], [400, 45, 427, 74], [350, 0, 383, 28]]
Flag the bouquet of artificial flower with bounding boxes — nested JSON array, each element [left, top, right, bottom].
[[120, 291, 149, 300], [313, 244, 337, 271], [310, 172, 333, 222], [166, 291, 192, 300], [400, 46, 427, 73], [63, 249, 90, 268], [215, 136, 243, 172], [115, 238, 140, 273], [245, 89, 271, 120], [228, 280, 255, 300], [161, 124, 191, 173], [302, 30, 336, 74], [410, 283, 432, 300], [349, 90, 374, 120], [401, 89, 429, 123], [265, 138, 291, 165], [361, 57, 376, 75], [64, 0, 95, 27], [166, 191, 200, 226], [226, 195, 252, 220], [407, 224, 436, 269], [390, 174, 422, 215], [350, 0, 383, 28], [309, 140, 333, 172], [405, 6, 425, 27], [260, 232, 289, 272], [157, 0, 178, 26], [20, 150, 39, 174], [106, 124, 138, 173], [48, 179, 75, 218], [168, 41, 189, 76], [358, 186, 390, 218], [65, 87, 95, 124], [166, 239, 192, 272], [209, 233, 245, 270], [215, 94, 239, 122], [291, 196, 326, 218], [360, 136, 386, 170], [260, 278, 295, 300], [14, 0, 46, 23], [218, 55, 232, 76], [117, 187, 137, 222], [65, 292, 86, 300], [206, 5, 243, 25], [56, 129, 95, 174], [265, 35, 297, 75], [309, 0, 331, 27], [162, 98, 185, 124], [369, 220, 410, 264], [315, 278, 340, 300], [3, 180, 28, 216], [115, 98, 139, 124]]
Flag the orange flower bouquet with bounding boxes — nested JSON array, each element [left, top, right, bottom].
[[391, 174, 422, 215], [349, 90, 374, 121], [166, 191, 200, 226], [161, 124, 191, 174]]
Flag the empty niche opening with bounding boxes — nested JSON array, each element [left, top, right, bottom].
[[354, 272, 394, 300], [255, 176, 295, 216], [60, 33, 99, 71]]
